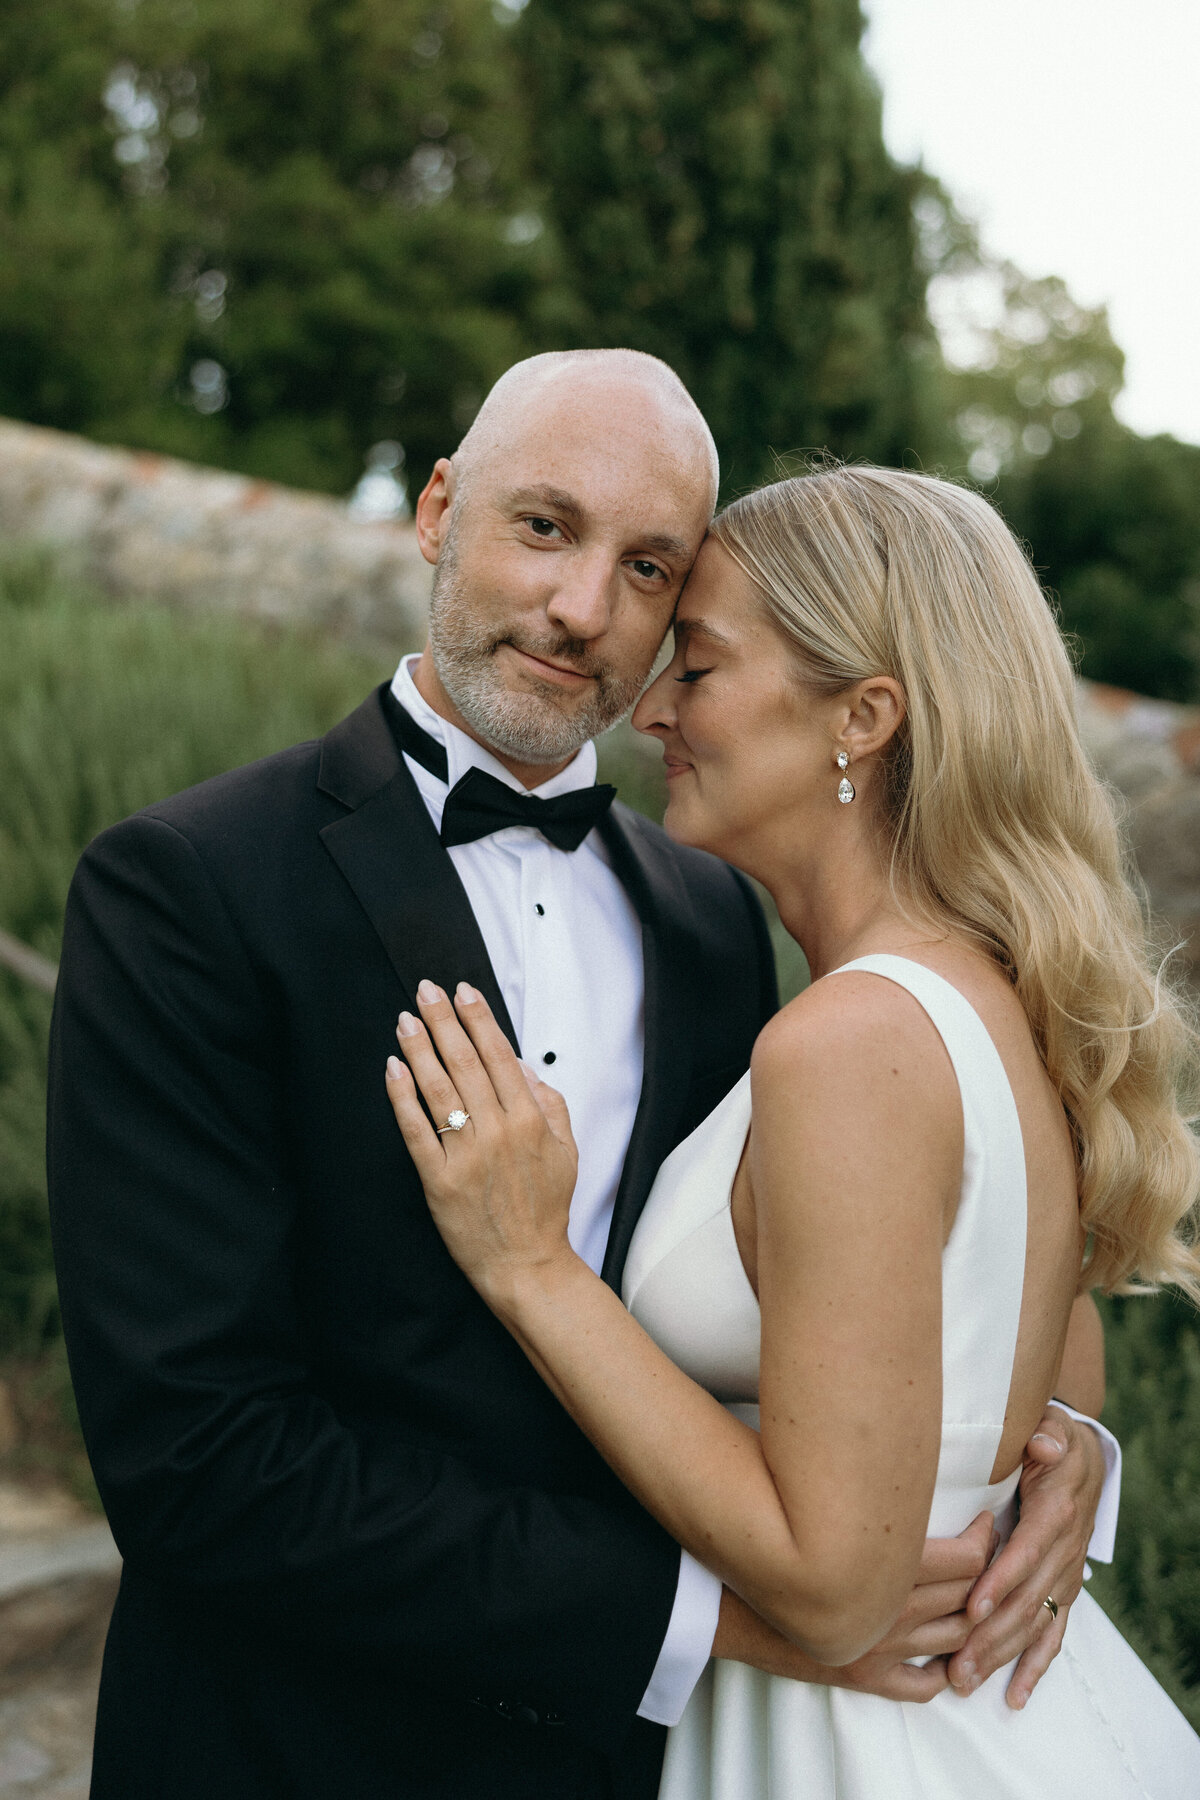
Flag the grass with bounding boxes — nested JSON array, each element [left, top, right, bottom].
[[0, 554, 1196, 1726]]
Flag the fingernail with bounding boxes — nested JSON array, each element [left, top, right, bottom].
[[1011, 1690, 1028, 1711], [397, 1012, 419, 1037], [456, 982, 479, 1004], [975, 1598, 993, 1620], [386, 1055, 403, 1078], [958, 1659, 976, 1683], [417, 979, 439, 1004], [1030, 1433, 1059, 1448]]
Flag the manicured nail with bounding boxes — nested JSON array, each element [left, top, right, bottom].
[[386, 1055, 403, 1078], [397, 1012, 419, 1037], [417, 979, 439, 1004], [975, 1598, 993, 1620], [1030, 1433, 1060, 1449], [1011, 1689, 1028, 1710], [456, 982, 479, 1004], [957, 1659, 976, 1683]]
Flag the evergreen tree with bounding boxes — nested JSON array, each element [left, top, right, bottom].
[[516, 0, 940, 492], [917, 188, 1200, 702], [0, 0, 542, 493]]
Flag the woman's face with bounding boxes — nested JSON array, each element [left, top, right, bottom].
[[632, 538, 838, 876]]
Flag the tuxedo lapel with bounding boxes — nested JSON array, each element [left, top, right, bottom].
[[599, 805, 699, 1289], [316, 687, 518, 1049]]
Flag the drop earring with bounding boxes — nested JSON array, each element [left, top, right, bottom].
[[836, 749, 855, 804]]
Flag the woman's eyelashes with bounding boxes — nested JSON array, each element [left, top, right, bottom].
[[675, 667, 713, 685]]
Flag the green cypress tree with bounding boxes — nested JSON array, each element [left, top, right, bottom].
[[0, 0, 542, 493], [516, 0, 940, 492]]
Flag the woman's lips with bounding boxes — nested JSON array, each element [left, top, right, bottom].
[[505, 644, 593, 688], [664, 755, 693, 782]]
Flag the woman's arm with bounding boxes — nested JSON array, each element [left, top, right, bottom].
[[1054, 1292, 1106, 1419], [387, 975, 961, 1667]]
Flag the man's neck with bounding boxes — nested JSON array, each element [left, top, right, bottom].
[[409, 648, 579, 791]]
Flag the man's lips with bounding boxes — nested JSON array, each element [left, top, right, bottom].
[[504, 643, 594, 688]]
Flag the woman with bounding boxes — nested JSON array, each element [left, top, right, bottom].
[[384, 466, 1200, 1795]]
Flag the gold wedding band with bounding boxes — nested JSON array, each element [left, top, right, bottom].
[[436, 1110, 470, 1135], [1042, 1595, 1059, 1621]]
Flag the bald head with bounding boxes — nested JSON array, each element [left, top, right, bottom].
[[453, 349, 719, 513]]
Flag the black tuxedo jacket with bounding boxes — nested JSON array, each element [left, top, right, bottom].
[[47, 686, 777, 1800]]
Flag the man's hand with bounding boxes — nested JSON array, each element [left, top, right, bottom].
[[713, 1512, 995, 1703], [949, 1407, 1105, 1708]]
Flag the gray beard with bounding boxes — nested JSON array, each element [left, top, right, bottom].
[[427, 537, 649, 766]]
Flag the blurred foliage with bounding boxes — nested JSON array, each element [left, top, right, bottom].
[[0, 0, 540, 494], [0, 548, 392, 1347], [1091, 1291, 1200, 1728], [916, 187, 1200, 702], [3, 0, 1199, 696], [0, 0, 945, 500], [517, 0, 942, 494]]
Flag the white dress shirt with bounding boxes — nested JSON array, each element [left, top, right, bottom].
[[390, 656, 720, 1724], [389, 658, 1121, 1720]]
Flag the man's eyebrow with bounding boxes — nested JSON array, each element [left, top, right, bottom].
[[674, 617, 734, 649], [499, 486, 692, 562], [639, 532, 693, 561], [500, 484, 587, 520]]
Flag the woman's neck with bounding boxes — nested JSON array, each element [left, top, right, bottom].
[[762, 828, 932, 983]]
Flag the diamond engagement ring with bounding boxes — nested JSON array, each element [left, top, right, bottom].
[[436, 1110, 470, 1135]]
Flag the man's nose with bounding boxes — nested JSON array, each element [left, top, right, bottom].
[[546, 552, 617, 641]]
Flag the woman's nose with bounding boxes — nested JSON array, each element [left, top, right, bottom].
[[632, 664, 676, 735]]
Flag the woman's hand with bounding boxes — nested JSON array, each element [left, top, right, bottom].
[[385, 979, 580, 1306]]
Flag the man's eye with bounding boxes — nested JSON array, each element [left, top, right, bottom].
[[675, 668, 712, 685], [630, 559, 666, 581], [527, 517, 561, 538]]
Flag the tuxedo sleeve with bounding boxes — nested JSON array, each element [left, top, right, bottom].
[[47, 812, 680, 1754]]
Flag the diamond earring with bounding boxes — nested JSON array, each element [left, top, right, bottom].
[[836, 749, 855, 804]]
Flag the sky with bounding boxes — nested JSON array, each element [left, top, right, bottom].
[[861, 0, 1200, 445]]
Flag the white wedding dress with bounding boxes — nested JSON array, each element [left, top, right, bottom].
[[623, 956, 1200, 1799]]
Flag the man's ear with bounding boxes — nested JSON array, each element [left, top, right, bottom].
[[415, 457, 456, 567]]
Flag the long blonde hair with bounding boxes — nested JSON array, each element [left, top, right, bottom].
[[712, 464, 1200, 1299]]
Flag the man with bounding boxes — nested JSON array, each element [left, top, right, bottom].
[[48, 351, 1114, 1799]]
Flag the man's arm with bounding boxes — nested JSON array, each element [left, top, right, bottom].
[[949, 1297, 1114, 1707], [47, 814, 679, 1753]]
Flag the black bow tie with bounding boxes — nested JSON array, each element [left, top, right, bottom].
[[383, 688, 616, 853]]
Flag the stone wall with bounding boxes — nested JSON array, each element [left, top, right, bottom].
[[0, 417, 432, 655], [1076, 682, 1200, 992]]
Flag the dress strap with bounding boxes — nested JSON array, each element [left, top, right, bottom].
[[823, 955, 1027, 1435]]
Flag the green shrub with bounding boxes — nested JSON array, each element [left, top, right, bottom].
[[0, 552, 393, 1347]]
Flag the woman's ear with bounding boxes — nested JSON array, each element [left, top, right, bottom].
[[841, 677, 906, 759]]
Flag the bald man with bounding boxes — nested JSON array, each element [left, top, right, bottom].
[[48, 351, 1110, 1800]]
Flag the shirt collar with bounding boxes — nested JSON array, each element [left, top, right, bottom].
[[389, 654, 600, 830]]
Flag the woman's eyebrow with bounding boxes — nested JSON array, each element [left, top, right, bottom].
[[674, 617, 734, 649]]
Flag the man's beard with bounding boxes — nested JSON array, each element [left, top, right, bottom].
[[427, 530, 651, 766]]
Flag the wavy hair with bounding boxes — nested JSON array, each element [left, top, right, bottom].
[[712, 464, 1200, 1299]]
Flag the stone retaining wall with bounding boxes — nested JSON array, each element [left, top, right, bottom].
[[0, 417, 432, 654]]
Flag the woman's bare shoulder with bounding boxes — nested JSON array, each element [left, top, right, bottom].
[[750, 969, 962, 1134]]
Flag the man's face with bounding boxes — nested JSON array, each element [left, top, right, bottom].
[[422, 382, 714, 767]]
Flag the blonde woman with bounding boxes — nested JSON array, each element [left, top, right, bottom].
[[385, 465, 1200, 1796]]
